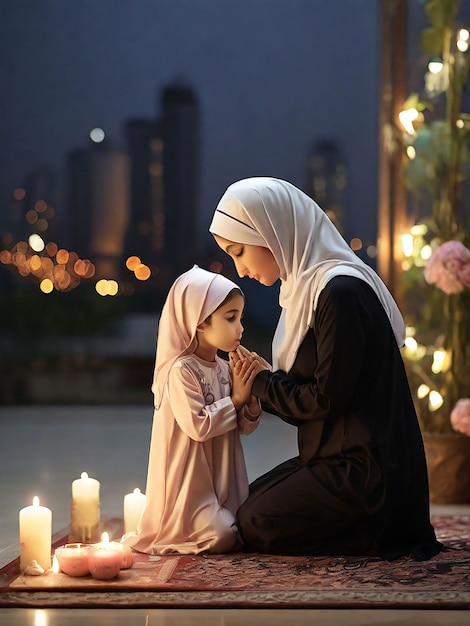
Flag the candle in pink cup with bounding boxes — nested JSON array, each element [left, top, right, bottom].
[[90, 537, 133, 569], [88, 532, 121, 580], [112, 541, 134, 569], [117, 542, 133, 569], [54, 543, 90, 577]]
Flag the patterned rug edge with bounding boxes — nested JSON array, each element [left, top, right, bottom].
[[1, 588, 470, 610], [1, 515, 469, 609]]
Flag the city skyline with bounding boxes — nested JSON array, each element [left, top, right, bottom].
[[0, 76, 352, 326], [1, 0, 381, 256], [2, 0, 470, 406]]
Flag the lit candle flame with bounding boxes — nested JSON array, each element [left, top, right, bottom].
[[101, 532, 110, 548], [81, 472, 89, 480], [33, 496, 40, 507]]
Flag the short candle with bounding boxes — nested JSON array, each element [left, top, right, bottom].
[[113, 541, 134, 569], [19, 496, 52, 573], [90, 538, 134, 570], [54, 543, 90, 577], [88, 532, 122, 580]]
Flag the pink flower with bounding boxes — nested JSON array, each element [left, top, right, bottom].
[[450, 398, 470, 437], [459, 263, 470, 287], [424, 240, 470, 294]]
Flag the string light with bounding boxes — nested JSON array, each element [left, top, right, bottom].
[[428, 58, 443, 74], [457, 28, 469, 52], [398, 108, 419, 135], [428, 390, 444, 411], [432, 349, 446, 374], [401, 233, 414, 257], [417, 384, 430, 400]]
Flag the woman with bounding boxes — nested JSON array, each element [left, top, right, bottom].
[[209, 177, 441, 560]]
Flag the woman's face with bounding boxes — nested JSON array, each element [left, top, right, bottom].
[[213, 235, 280, 286]]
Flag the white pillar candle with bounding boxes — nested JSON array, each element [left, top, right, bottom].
[[123, 487, 146, 534], [19, 496, 52, 573], [70, 471, 100, 543]]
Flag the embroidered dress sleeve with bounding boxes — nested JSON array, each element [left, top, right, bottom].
[[167, 361, 238, 442]]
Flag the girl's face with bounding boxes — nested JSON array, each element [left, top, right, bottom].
[[213, 236, 280, 286], [196, 292, 245, 359]]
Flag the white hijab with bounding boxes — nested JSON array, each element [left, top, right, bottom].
[[209, 177, 405, 372], [152, 265, 242, 408]]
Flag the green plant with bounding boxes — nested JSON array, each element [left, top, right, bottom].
[[399, 0, 470, 434]]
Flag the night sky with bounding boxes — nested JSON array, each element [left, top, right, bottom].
[[1, 0, 380, 250]]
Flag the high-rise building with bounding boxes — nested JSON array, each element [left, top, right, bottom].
[[66, 138, 130, 280], [160, 83, 200, 276], [124, 82, 201, 296], [124, 119, 163, 264], [304, 140, 347, 235]]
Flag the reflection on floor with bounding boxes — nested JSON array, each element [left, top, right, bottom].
[[0, 608, 469, 626], [1, 405, 469, 625]]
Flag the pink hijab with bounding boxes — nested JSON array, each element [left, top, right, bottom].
[[152, 265, 242, 408]]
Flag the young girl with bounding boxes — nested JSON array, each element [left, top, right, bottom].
[[123, 265, 261, 555]]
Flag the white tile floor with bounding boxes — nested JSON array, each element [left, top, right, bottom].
[[1, 405, 469, 625]]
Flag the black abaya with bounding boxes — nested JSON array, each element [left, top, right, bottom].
[[239, 276, 442, 560]]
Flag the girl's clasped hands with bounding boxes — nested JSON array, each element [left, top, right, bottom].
[[229, 346, 271, 417], [230, 345, 271, 374]]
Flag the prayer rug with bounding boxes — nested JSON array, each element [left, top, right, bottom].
[[0, 516, 469, 609]]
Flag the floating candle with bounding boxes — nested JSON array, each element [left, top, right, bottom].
[[123, 487, 146, 534], [54, 543, 90, 577], [19, 496, 52, 573], [70, 471, 100, 543], [88, 532, 121, 580]]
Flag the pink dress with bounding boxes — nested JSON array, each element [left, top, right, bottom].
[[123, 353, 259, 555]]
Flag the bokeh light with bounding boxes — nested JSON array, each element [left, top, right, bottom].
[[90, 127, 105, 143], [126, 256, 141, 271], [40, 278, 54, 294], [29, 234, 45, 252], [134, 263, 151, 280]]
